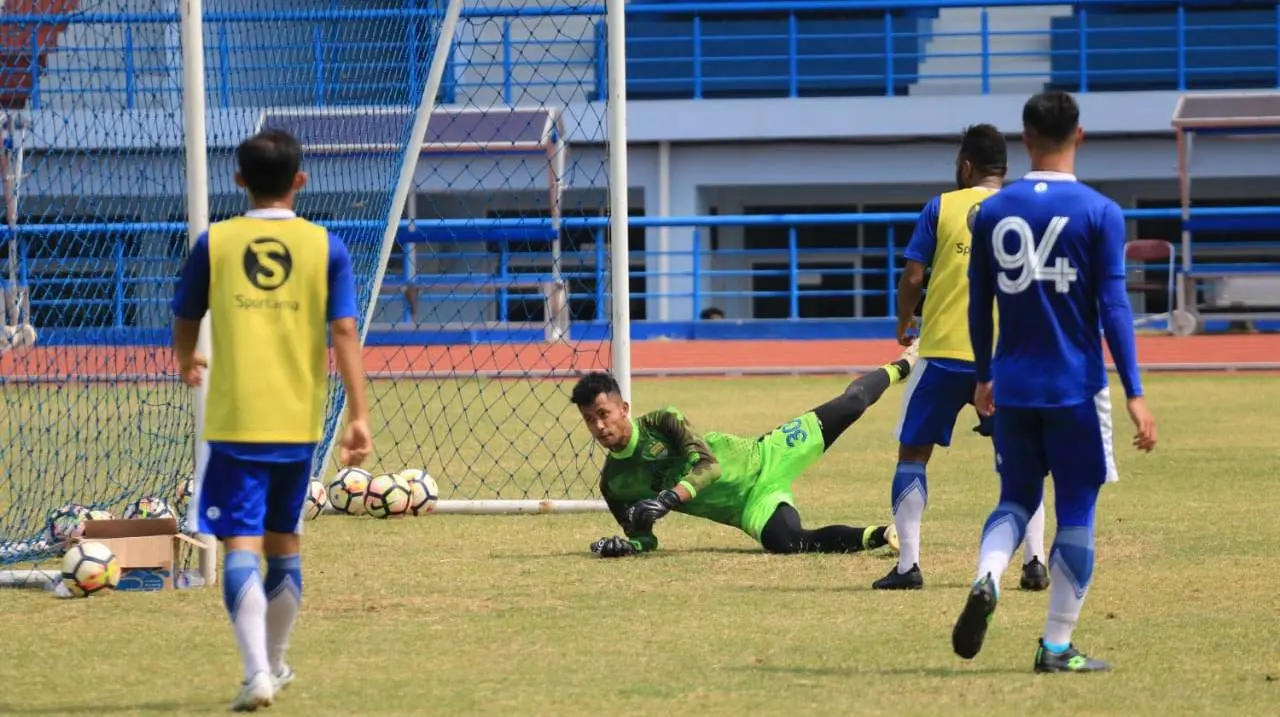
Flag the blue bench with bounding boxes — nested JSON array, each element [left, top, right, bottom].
[[1050, 9, 1279, 92]]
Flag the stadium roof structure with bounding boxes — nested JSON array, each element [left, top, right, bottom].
[[256, 105, 565, 155], [1172, 92, 1280, 132]]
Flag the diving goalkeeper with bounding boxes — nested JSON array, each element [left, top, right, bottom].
[[575, 348, 917, 557]]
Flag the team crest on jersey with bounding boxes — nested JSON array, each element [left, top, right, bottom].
[[646, 442, 668, 459]]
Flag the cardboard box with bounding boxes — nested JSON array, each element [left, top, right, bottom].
[[77, 518, 207, 591]]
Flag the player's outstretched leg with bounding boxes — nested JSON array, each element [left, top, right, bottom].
[[1020, 501, 1050, 591], [813, 344, 918, 449], [759, 504, 898, 554], [1035, 480, 1111, 673], [952, 500, 1032, 660]]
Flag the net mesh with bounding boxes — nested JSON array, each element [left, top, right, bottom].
[[299, 0, 616, 502], [0, 0, 460, 568]]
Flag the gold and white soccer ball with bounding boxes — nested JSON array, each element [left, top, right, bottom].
[[61, 540, 121, 597], [328, 467, 371, 516], [400, 469, 439, 516], [303, 480, 327, 520], [364, 473, 412, 519]]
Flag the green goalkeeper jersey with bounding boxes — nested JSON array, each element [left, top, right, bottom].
[[599, 407, 762, 550]]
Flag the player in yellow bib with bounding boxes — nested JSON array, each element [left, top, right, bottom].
[[873, 124, 1049, 591], [171, 129, 373, 710]]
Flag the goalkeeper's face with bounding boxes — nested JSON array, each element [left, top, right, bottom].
[[578, 391, 631, 451]]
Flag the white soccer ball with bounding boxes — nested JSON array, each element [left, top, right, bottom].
[[46, 503, 89, 548], [328, 467, 371, 516], [303, 480, 327, 521], [364, 473, 412, 519], [123, 496, 173, 520], [401, 469, 439, 516], [85, 509, 114, 522], [61, 540, 121, 597], [14, 323, 35, 348]]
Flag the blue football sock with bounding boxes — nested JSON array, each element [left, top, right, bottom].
[[223, 549, 269, 681], [264, 554, 303, 674], [1043, 641, 1071, 654], [890, 461, 927, 572]]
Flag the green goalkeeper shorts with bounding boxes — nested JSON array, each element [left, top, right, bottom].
[[740, 411, 826, 541]]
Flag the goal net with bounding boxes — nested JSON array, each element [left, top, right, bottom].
[[281, 3, 626, 512], [0, 0, 628, 579]]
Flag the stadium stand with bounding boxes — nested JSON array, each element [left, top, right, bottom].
[[1050, 5, 1280, 92], [622, 3, 927, 99]]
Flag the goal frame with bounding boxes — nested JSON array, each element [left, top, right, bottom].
[[298, 0, 630, 514]]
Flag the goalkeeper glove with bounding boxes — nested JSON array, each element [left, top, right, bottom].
[[590, 535, 638, 558], [627, 489, 683, 532]]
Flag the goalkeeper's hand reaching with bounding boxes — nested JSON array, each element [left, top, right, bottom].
[[627, 489, 683, 533], [590, 536, 638, 558]]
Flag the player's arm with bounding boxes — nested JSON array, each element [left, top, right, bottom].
[[897, 196, 940, 344], [1095, 202, 1157, 451], [626, 409, 721, 531], [170, 232, 210, 387], [327, 234, 373, 466], [967, 206, 996, 415]]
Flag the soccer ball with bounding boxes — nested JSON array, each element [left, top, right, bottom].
[[85, 509, 114, 522], [303, 480, 327, 521], [364, 473, 412, 519], [46, 503, 89, 547], [328, 467, 371, 516], [123, 496, 173, 520], [401, 469, 439, 516], [61, 540, 121, 597]]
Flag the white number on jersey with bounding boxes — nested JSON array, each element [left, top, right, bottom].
[[990, 216, 1079, 294]]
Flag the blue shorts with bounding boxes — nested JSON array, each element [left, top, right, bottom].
[[992, 387, 1119, 490], [195, 446, 313, 538], [895, 358, 981, 447]]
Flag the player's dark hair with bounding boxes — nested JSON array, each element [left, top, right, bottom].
[[570, 372, 621, 406], [1022, 91, 1080, 148], [958, 124, 1007, 176], [236, 129, 302, 200]]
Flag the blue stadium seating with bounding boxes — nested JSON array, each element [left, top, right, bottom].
[[622, 13, 923, 99], [1050, 9, 1280, 92]]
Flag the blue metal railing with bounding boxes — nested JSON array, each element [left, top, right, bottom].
[[4, 205, 1279, 342], [5, 0, 1280, 110]]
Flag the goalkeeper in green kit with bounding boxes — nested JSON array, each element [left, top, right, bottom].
[[574, 346, 917, 557]]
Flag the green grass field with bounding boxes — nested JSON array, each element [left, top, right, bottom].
[[2, 373, 1278, 716]]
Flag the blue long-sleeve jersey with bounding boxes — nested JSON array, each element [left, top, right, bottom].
[[968, 171, 1143, 408]]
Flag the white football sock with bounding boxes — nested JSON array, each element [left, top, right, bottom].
[[265, 555, 302, 674], [1022, 501, 1047, 564], [894, 491, 925, 573], [224, 554, 270, 682], [976, 515, 1021, 587], [1044, 558, 1089, 646]]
